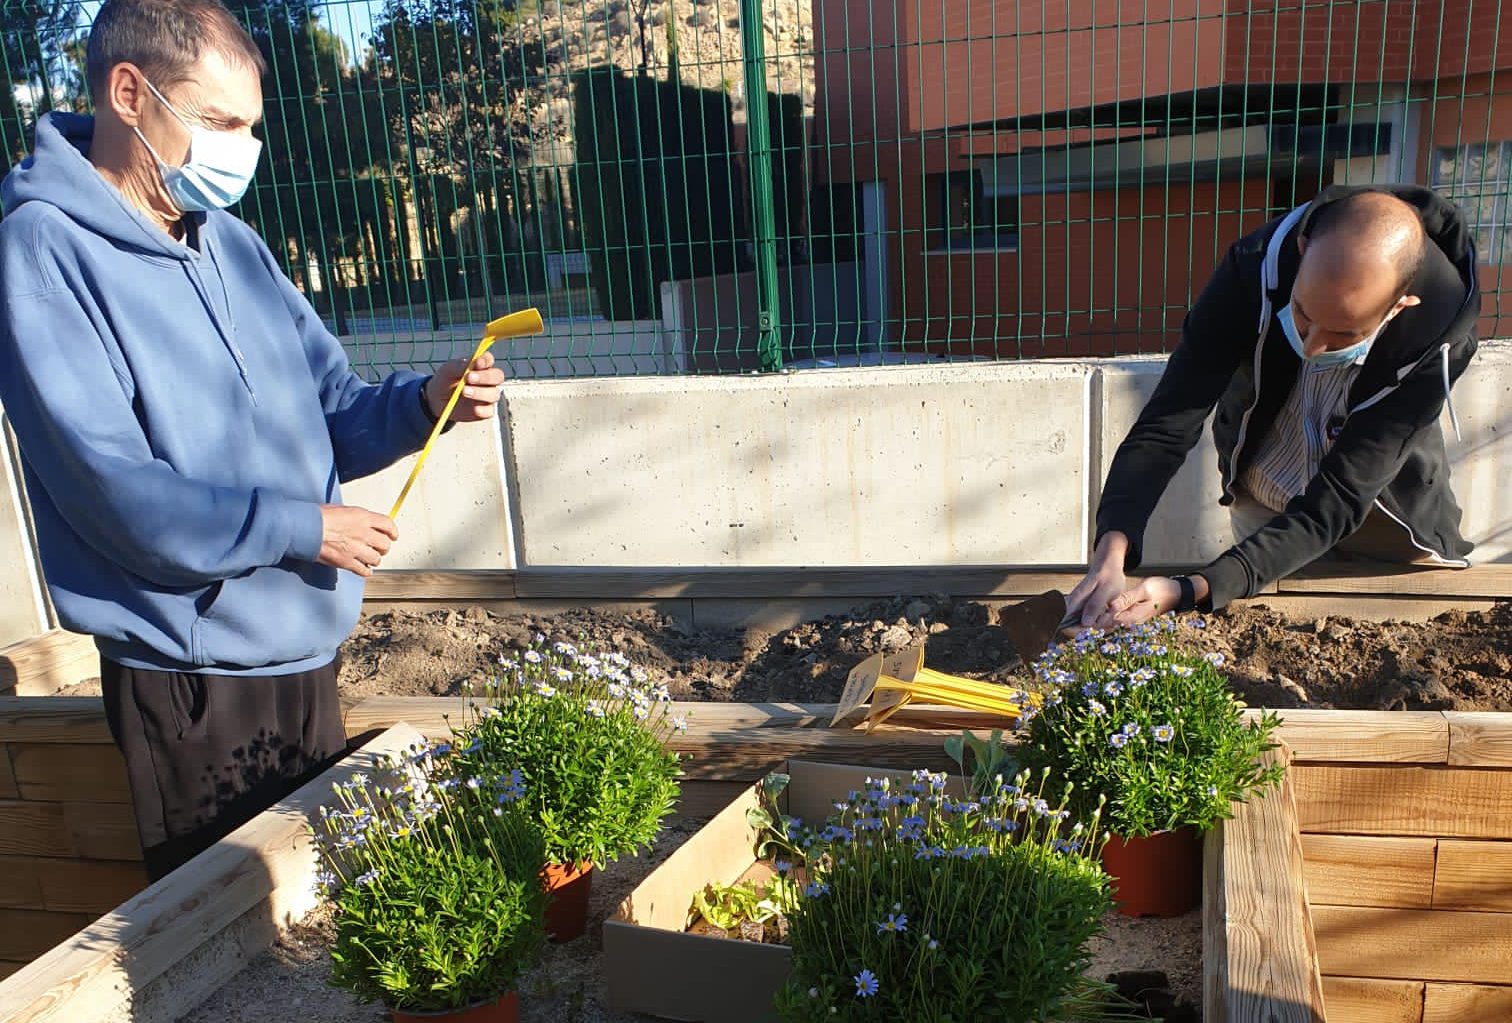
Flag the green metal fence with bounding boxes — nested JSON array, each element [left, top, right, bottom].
[[2, 0, 1509, 379]]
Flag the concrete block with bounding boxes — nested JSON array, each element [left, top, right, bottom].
[[0, 417, 47, 647], [503, 363, 1091, 567], [338, 418, 515, 571], [1095, 360, 1234, 566], [1449, 340, 1512, 563]]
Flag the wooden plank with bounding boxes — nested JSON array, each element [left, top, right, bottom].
[[1422, 983, 1512, 1023], [0, 723, 424, 1023], [60, 802, 140, 861], [1322, 978, 1424, 1023], [1202, 825, 1229, 1023], [347, 698, 958, 781], [513, 566, 1089, 601], [364, 569, 516, 601], [1237, 596, 1498, 622], [0, 910, 96, 962], [9, 745, 131, 804], [1320, 977, 1424, 1023], [0, 699, 112, 745], [1293, 766, 1512, 839], [1433, 840, 1512, 912], [1445, 713, 1512, 768], [1279, 563, 1512, 598], [1266, 710, 1450, 764], [0, 964, 21, 983], [1301, 836, 1437, 908], [0, 857, 146, 915], [0, 747, 15, 800], [0, 633, 97, 697], [0, 803, 72, 858], [1313, 907, 1512, 984], [1213, 744, 1327, 1022]]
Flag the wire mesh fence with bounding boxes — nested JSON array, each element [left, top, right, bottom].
[[2, 0, 1509, 379]]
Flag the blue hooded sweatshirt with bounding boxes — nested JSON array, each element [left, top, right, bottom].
[[0, 112, 437, 675]]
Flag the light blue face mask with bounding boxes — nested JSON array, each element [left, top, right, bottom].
[[1278, 304, 1386, 367], [134, 78, 262, 213]]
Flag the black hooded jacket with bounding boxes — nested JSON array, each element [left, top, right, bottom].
[[1096, 184, 1480, 609]]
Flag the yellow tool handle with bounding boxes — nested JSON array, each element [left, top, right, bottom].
[[388, 309, 544, 520], [916, 668, 1045, 705], [872, 679, 1022, 715]]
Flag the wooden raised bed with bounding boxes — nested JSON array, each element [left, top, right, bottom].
[[0, 703, 1509, 1021]]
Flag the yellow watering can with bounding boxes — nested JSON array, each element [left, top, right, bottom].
[[389, 308, 545, 519]]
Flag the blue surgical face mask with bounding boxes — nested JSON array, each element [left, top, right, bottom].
[[134, 78, 262, 212], [1278, 304, 1387, 368]]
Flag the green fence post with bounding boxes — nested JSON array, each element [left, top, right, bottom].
[[739, 0, 782, 372]]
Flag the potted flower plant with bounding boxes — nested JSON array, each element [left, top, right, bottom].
[[314, 745, 547, 1022], [772, 766, 1126, 1021], [450, 636, 684, 941], [1014, 616, 1285, 916]]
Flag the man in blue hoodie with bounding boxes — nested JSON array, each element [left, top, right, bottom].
[[0, 0, 506, 879]]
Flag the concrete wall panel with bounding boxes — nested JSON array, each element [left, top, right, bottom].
[[504, 364, 1092, 566]]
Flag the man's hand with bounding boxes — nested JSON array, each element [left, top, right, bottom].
[[1066, 532, 1130, 629], [1103, 574, 1211, 628], [425, 350, 506, 423], [318, 505, 398, 577]]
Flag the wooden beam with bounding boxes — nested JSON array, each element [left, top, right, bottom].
[[1432, 840, 1512, 912], [511, 566, 1089, 600], [7, 745, 131, 804], [0, 749, 15, 801], [0, 801, 139, 861], [1267, 710, 1449, 764], [0, 723, 424, 1023], [1208, 744, 1327, 1023], [1320, 977, 1424, 1023], [0, 633, 97, 697], [0, 699, 112, 745], [1278, 563, 1512, 598], [1301, 836, 1437, 909], [1314, 907, 1512, 985], [1445, 712, 1512, 768], [364, 569, 516, 601], [1422, 983, 1512, 1023], [0, 857, 147, 915], [1292, 766, 1512, 839], [0, 910, 97, 963], [1202, 825, 1230, 1023]]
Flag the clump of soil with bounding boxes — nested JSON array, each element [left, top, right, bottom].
[[337, 599, 1512, 712]]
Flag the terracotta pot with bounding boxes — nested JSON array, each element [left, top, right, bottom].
[[391, 991, 519, 1023], [1100, 827, 1202, 918], [541, 860, 594, 942]]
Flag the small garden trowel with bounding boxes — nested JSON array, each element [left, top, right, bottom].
[[997, 590, 1082, 664]]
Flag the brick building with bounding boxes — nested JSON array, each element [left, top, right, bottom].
[[807, 0, 1512, 357]]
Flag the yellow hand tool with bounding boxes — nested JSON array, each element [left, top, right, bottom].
[[388, 308, 544, 520], [831, 644, 1043, 732]]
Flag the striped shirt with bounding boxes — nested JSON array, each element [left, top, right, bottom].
[[1239, 357, 1365, 512]]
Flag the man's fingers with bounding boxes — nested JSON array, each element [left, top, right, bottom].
[[472, 351, 495, 371], [368, 513, 399, 541], [467, 366, 505, 386]]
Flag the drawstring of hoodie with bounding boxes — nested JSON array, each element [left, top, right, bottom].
[[1441, 343, 1462, 443]]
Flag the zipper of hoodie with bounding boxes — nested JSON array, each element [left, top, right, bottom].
[[184, 227, 258, 403], [1224, 202, 1311, 500]]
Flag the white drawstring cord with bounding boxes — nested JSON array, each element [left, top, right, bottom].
[[1441, 343, 1463, 443]]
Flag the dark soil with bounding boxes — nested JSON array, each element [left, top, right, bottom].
[[337, 598, 1512, 712]]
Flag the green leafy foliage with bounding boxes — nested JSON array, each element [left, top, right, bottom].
[[773, 769, 1123, 1022], [314, 748, 546, 1012], [449, 635, 682, 868], [692, 875, 802, 931], [1014, 616, 1286, 838]]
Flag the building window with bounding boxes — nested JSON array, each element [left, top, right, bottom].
[[1431, 142, 1512, 263], [928, 169, 1018, 252]]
